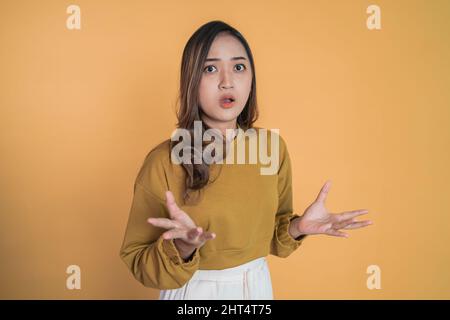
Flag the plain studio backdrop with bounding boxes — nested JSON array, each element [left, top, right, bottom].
[[0, 0, 449, 299]]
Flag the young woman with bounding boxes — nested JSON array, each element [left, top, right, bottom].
[[119, 20, 373, 300]]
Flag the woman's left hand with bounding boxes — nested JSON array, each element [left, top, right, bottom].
[[293, 180, 373, 238]]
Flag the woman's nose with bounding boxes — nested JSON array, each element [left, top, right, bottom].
[[219, 70, 234, 89]]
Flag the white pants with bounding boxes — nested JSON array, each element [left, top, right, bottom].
[[159, 256, 273, 300]]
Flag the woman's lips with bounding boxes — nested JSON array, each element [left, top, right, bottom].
[[220, 98, 235, 108]]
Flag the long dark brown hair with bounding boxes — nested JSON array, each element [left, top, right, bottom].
[[171, 20, 258, 204]]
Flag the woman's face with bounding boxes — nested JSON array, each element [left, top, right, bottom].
[[198, 32, 252, 133]]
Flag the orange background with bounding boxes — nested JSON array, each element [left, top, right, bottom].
[[1, 0, 449, 299]]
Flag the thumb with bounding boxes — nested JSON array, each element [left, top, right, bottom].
[[315, 179, 331, 204]]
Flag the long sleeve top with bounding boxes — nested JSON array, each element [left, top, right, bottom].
[[119, 126, 308, 289]]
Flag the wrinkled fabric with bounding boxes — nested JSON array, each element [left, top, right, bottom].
[[159, 256, 273, 300]]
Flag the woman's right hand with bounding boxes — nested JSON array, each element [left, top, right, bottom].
[[147, 190, 216, 259]]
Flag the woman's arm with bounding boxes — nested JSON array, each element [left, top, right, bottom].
[[270, 135, 308, 258], [119, 182, 201, 290]]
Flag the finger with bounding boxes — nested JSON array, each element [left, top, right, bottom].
[[332, 217, 356, 230], [164, 190, 195, 226], [343, 220, 373, 230], [188, 226, 204, 242], [333, 216, 369, 229], [315, 179, 332, 204], [162, 228, 186, 240], [165, 190, 183, 219], [200, 231, 216, 242], [337, 209, 369, 221], [326, 228, 349, 238], [187, 227, 202, 240], [147, 217, 176, 229]]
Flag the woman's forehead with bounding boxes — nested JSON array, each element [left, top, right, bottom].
[[207, 34, 248, 60]]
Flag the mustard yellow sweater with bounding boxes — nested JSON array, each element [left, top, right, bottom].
[[119, 126, 308, 289]]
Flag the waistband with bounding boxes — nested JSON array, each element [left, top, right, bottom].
[[190, 256, 267, 282]]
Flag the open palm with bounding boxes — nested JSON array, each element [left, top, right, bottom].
[[147, 190, 216, 247], [296, 180, 373, 238]]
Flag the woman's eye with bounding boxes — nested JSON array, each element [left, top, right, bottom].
[[234, 64, 246, 72], [203, 64, 246, 73], [204, 65, 217, 73]]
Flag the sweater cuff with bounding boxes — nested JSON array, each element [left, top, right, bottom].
[[161, 237, 200, 267], [276, 214, 308, 249]]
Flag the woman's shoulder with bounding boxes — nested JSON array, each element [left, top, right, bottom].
[[134, 139, 172, 195], [250, 125, 283, 135], [142, 138, 172, 164], [249, 126, 288, 148]]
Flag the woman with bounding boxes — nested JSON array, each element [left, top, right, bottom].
[[119, 20, 373, 300]]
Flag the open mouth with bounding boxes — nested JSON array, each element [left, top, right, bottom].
[[220, 96, 236, 108]]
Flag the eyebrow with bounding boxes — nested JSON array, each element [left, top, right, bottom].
[[205, 56, 248, 62]]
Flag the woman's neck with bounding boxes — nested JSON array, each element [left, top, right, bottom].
[[201, 117, 238, 136]]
